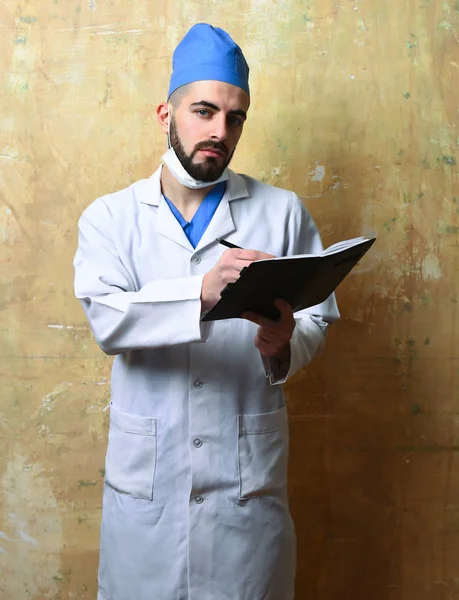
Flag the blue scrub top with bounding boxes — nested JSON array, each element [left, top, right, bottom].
[[163, 182, 226, 248]]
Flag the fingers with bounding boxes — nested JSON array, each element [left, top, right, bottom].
[[256, 325, 291, 346], [225, 249, 275, 262], [254, 335, 277, 356], [242, 305, 294, 334], [254, 332, 288, 357]]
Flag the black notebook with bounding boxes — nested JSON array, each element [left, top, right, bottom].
[[201, 236, 376, 322]]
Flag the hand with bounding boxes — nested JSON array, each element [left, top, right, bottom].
[[242, 299, 296, 359], [201, 249, 274, 312]]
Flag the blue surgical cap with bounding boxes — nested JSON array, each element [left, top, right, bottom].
[[168, 23, 250, 99]]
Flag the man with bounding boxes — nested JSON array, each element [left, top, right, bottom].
[[74, 23, 339, 600]]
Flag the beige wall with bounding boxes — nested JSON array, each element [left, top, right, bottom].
[[1, 1, 458, 598]]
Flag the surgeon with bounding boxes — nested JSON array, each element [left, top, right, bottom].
[[74, 23, 339, 600]]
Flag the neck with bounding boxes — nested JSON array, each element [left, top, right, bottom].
[[160, 164, 216, 221]]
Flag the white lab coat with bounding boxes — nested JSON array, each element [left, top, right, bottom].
[[74, 166, 339, 600]]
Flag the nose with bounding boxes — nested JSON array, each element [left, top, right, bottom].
[[210, 113, 228, 142]]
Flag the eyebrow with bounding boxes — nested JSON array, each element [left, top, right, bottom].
[[190, 100, 247, 121]]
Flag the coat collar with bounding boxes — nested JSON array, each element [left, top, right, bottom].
[[134, 165, 250, 207], [134, 165, 250, 253]]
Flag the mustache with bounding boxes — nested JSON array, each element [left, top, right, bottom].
[[192, 140, 229, 157]]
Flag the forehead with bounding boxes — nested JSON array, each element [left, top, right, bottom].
[[181, 80, 250, 111]]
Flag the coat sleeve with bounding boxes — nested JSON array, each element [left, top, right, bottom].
[[262, 193, 340, 385], [73, 198, 213, 355]]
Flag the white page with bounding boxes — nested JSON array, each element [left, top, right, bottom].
[[258, 236, 372, 262]]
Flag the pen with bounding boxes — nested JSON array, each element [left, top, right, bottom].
[[216, 238, 243, 250]]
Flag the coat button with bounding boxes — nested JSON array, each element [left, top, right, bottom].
[[194, 496, 204, 504], [193, 438, 203, 448], [192, 256, 201, 265], [193, 380, 203, 389]]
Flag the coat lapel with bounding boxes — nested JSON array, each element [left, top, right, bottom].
[[195, 170, 250, 252], [156, 199, 195, 252], [136, 166, 250, 254], [135, 166, 193, 252]]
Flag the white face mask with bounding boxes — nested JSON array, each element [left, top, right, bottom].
[[161, 106, 230, 190]]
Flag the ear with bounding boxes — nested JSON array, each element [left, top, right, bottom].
[[156, 102, 170, 134]]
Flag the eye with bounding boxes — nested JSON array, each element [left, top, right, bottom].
[[197, 109, 210, 117]]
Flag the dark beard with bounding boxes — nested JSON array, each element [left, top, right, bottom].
[[169, 117, 234, 183]]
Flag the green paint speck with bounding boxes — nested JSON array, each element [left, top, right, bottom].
[[424, 337, 430, 345], [20, 16, 36, 24], [438, 155, 456, 166], [408, 338, 416, 347], [78, 479, 97, 488], [412, 403, 422, 415], [15, 36, 27, 44], [439, 224, 459, 234], [438, 21, 453, 30], [420, 156, 431, 169], [383, 217, 397, 233], [99, 468, 105, 477], [404, 92, 411, 99]]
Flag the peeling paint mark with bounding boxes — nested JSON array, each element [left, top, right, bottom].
[[412, 403, 422, 415], [0, 531, 10, 541], [309, 163, 325, 182], [41, 388, 65, 411], [438, 21, 453, 30], [15, 36, 27, 45], [19, 16, 37, 24], [0, 546, 7, 554], [422, 254, 442, 279], [2, 455, 62, 598], [16, 529, 38, 546], [404, 92, 411, 99]]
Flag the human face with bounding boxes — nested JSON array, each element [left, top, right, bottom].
[[169, 80, 249, 182]]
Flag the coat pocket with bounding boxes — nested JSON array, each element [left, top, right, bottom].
[[237, 405, 289, 500], [105, 405, 157, 500]]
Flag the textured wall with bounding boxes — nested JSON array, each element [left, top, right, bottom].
[[1, 1, 457, 598]]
